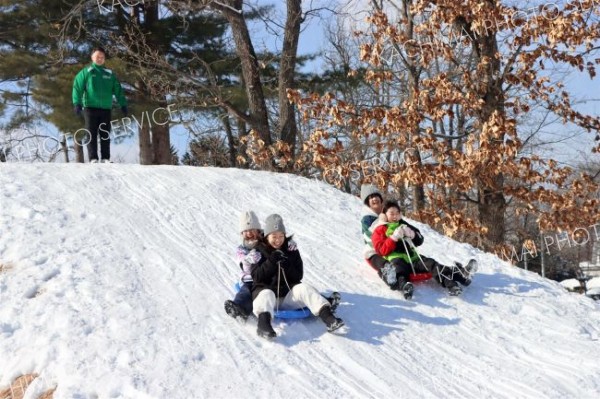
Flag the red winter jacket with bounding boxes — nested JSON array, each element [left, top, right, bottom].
[[371, 219, 424, 259]]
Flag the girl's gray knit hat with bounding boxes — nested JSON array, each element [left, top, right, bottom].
[[263, 214, 286, 236]]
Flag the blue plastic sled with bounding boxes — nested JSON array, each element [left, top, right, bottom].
[[234, 282, 312, 319]]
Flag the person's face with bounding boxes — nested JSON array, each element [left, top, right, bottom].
[[368, 195, 383, 214], [267, 231, 285, 249], [242, 229, 260, 242], [385, 207, 402, 223], [91, 50, 106, 65]]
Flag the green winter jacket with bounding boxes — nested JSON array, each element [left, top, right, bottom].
[[72, 63, 127, 110], [371, 221, 423, 264]]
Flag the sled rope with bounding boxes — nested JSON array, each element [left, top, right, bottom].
[[406, 238, 430, 273], [276, 257, 294, 315], [276, 261, 282, 314], [401, 238, 417, 275]]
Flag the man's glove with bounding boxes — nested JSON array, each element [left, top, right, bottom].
[[402, 225, 415, 239], [121, 106, 128, 116], [390, 227, 405, 241], [74, 104, 83, 116], [269, 249, 287, 264], [244, 249, 261, 265]]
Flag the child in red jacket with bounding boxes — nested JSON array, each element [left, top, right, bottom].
[[371, 201, 476, 298]]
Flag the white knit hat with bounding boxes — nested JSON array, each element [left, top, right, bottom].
[[239, 210, 261, 233], [360, 184, 382, 205]]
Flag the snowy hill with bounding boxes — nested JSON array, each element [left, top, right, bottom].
[[1, 164, 599, 398]]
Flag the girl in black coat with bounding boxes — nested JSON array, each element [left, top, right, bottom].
[[251, 214, 344, 338]]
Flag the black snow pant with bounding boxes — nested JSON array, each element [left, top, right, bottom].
[[368, 254, 388, 271], [84, 107, 112, 161], [390, 256, 466, 287], [233, 281, 253, 316]]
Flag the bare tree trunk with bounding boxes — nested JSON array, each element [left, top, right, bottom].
[[403, 0, 425, 211], [221, 112, 237, 166], [212, 0, 271, 145], [277, 0, 301, 157], [407, 67, 426, 211], [456, 7, 506, 249], [139, 124, 153, 165], [237, 117, 249, 169], [478, 174, 506, 248], [411, 160, 426, 210], [152, 123, 171, 164], [60, 135, 69, 163], [74, 136, 85, 163], [478, 45, 506, 249]]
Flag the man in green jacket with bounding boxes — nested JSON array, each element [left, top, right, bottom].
[[72, 47, 128, 163]]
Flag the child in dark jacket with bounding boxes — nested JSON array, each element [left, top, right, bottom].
[[371, 201, 476, 298], [251, 214, 344, 339], [225, 211, 340, 322], [360, 184, 387, 271]]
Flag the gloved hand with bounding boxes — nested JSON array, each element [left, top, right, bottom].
[[269, 249, 286, 264], [74, 104, 83, 116], [402, 225, 415, 239], [390, 227, 405, 241], [121, 105, 128, 116], [287, 239, 297, 251], [244, 249, 261, 265]]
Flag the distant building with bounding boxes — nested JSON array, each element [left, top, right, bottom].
[[579, 239, 600, 277], [593, 238, 600, 265]]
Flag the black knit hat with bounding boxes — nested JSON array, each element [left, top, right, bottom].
[[91, 46, 107, 56], [382, 200, 401, 214]]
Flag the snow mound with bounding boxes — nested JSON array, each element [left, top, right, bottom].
[[1, 164, 599, 398]]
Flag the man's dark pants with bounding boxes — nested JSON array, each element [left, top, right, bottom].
[[84, 107, 112, 161]]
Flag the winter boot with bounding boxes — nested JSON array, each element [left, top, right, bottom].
[[380, 262, 398, 289], [327, 292, 342, 312], [256, 312, 276, 339], [445, 280, 462, 296], [452, 263, 471, 287], [465, 259, 478, 274], [318, 306, 345, 332], [454, 259, 478, 286], [397, 277, 414, 300], [224, 300, 248, 321]]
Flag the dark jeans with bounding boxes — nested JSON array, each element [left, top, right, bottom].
[[390, 256, 433, 280], [390, 256, 463, 287], [84, 107, 112, 161], [234, 282, 253, 316], [368, 254, 387, 271]]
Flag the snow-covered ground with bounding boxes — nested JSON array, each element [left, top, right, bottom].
[[1, 164, 599, 398], [561, 277, 600, 289], [560, 279, 580, 290], [560, 278, 600, 300], [589, 277, 600, 288]]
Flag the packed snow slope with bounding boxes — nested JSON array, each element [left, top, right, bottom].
[[1, 164, 599, 399]]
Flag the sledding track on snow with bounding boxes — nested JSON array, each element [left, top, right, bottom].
[[1, 164, 599, 398]]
